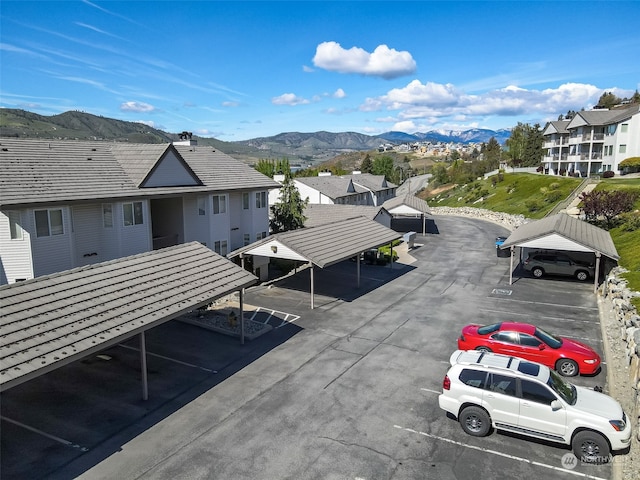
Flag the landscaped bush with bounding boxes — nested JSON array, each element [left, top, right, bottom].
[[602, 170, 615, 178], [525, 199, 543, 212], [544, 190, 563, 203], [620, 211, 640, 232]]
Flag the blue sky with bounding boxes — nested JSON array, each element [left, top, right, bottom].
[[1, 1, 639, 141]]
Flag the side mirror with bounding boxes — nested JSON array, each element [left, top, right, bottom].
[[538, 344, 545, 350], [551, 400, 563, 411]]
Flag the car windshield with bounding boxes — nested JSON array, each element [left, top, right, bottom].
[[477, 323, 502, 335], [534, 326, 563, 349], [547, 369, 576, 405]]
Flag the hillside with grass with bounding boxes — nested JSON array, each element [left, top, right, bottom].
[[420, 173, 583, 219]]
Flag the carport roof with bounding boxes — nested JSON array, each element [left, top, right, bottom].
[[499, 213, 619, 260], [0, 242, 258, 392], [229, 216, 402, 268], [382, 194, 431, 215]]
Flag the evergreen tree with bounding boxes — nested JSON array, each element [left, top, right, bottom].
[[270, 175, 307, 233], [597, 92, 621, 109], [483, 137, 502, 170], [360, 154, 373, 173]]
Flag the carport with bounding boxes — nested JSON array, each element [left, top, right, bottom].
[[499, 213, 619, 292], [228, 216, 402, 309], [0, 242, 258, 400], [382, 194, 432, 234]]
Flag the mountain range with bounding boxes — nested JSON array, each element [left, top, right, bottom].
[[0, 108, 512, 165]]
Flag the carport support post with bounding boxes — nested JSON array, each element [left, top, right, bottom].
[[140, 332, 148, 401], [509, 246, 515, 285], [594, 252, 601, 294], [357, 253, 361, 288], [309, 262, 315, 309], [240, 289, 245, 345], [422, 214, 426, 235]]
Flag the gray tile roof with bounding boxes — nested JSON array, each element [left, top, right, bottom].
[[382, 194, 431, 215], [303, 204, 388, 227], [543, 120, 570, 135], [294, 173, 396, 201], [500, 213, 619, 260], [570, 104, 640, 128], [230, 216, 402, 268], [0, 138, 280, 207], [0, 242, 257, 392], [295, 176, 364, 201]]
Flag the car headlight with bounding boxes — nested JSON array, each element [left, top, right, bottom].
[[583, 359, 598, 364], [609, 419, 626, 431]]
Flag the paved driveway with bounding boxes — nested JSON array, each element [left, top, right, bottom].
[[1, 215, 613, 480]]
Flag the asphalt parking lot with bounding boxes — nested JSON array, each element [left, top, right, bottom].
[[0, 215, 616, 480]]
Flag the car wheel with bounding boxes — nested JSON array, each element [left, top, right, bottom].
[[575, 270, 589, 281], [532, 267, 544, 278], [475, 346, 492, 353], [459, 406, 491, 437], [572, 431, 611, 464], [557, 358, 579, 376]]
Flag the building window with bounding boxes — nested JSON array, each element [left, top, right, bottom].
[[213, 195, 226, 214], [256, 191, 267, 208], [103, 204, 113, 228], [198, 196, 206, 216], [619, 144, 627, 154], [243, 192, 250, 210], [214, 240, 228, 256], [621, 123, 628, 133], [607, 125, 616, 135], [256, 231, 267, 241], [8, 211, 23, 240], [243, 233, 250, 246], [123, 202, 143, 226], [35, 209, 64, 237]]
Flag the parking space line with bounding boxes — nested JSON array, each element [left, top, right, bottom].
[[117, 344, 216, 373], [420, 387, 441, 395], [250, 307, 301, 329], [479, 308, 599, 324], [393, 425, 607, 480], [489, 298, 599, 312], [1, 416, 89, 452]]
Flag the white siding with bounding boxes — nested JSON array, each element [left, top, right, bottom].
[[183, 195, 211, 247], [518, 233, 593, 252], [119, 201, 152, 256], [30, 207, 74, 277], [72, 204, 105, 265], [0, 210, 34, 284], [142, 151, 199, 187]]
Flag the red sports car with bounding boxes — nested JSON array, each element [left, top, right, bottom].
[[457, 322, 601, 376]]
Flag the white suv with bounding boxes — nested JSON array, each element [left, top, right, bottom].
[[438, 350, 631, 463]]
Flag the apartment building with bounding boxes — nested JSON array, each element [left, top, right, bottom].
[[542, 104, 640, 176], [0, 138, 279, 284]]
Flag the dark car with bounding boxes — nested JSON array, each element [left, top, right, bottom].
[[523, 252, 595, 281]]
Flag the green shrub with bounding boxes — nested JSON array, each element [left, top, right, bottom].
[[549, 182, 560, 190], [525, 199, 543, 212], [620, 211, 640, 232], [544, 190, 563, 203]]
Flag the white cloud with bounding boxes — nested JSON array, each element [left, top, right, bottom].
[[312, 41, 416, 79], [302, 65, 314, 73], [271, 93, 310, 106], [222, 101, 239, 107], [120, 101, 155, 112], [137, 120, 156, 128], [361, 81, 631, 127], [333, 88, 346, 99]]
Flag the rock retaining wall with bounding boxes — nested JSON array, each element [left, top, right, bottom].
[[602, 268, 640, 442], [430, 206, 528, 231]]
